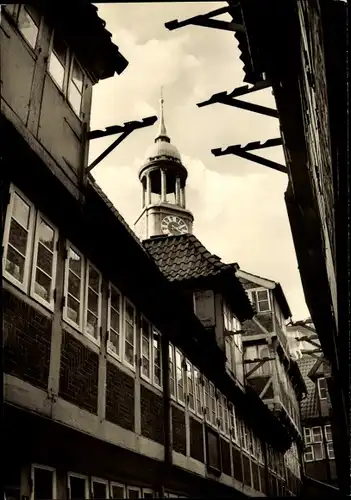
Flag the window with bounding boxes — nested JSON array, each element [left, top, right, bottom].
[[251, 289, 270, 312], [17, 5, 40, 50], [91, 478, 108, 499], [229, 403, 238, 443], [317, 377, 328, 400], [304, 445, 314, 462], [194, 368, 203, 417], [169, 344, 176, 398], [223, 302, 232, 331], [152, 329, 162, 388], [325, 424, 332, 442], [30, 214, 58, 309], [85, 263, 102, 342], [140, 317, 152, 381], [186, 361, 195, 412], [3, 187, 35, 291], [223, 397, 229, 436], [217, 393, 224, 432], [31, 465, 56, 500], [68, 58, 84, 117], [127, 487, 141, 499], [124, 300, 136, 368], [175, 349, 185, 404], [107, 284, 122, 359], [327, 442, 335, 459], [206, 427, 221, 472], [142, 489, 154, 499], [68, 473, 89, 500], [240, 421, 249, 452], [304, 426, 325, 461], [209, 383, 217, 427], [204, 378, 210, 422], [110, 482, 125, 499], [225, 337, 232, 370], [64, 243, 84, 329], [48, 32, 68, 90]]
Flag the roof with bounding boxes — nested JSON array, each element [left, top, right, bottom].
[[236, 269, 292, 318], [36, 0, 128, 82], [297, 355, 319, 420], [143, 234, 254, 321]]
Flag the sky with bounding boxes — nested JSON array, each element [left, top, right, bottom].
[[89, 2, 310, 320]]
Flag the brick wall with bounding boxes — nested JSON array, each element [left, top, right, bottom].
[[220, 438, 231, 476], [251, 461, 260, 491], [3, 289, 52, 389], [140, 384, 164, 445], [232, 446, 243, 483], [106, 362, 134, 431], [242, 455, 252, 488], [189, 417, 204, 462], [59, 330, 98, 414], [172, 405, 186, 455]]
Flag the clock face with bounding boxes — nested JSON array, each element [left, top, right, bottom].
[[161, 215, 188, 235]]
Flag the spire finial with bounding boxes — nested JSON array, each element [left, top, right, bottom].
[[155, 86, 170, 143]]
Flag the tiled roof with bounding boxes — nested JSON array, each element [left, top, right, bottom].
[[143, 234, 233, 283], [297, 355, 318, 421]]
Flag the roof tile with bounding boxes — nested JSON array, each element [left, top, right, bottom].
[[297, 356, 319, 420]]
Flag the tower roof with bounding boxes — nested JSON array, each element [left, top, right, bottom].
[[144, 91, 182, 163]]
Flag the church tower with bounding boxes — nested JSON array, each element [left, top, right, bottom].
[[134, 93, 194, 240]]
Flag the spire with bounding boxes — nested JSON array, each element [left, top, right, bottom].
[[155, 87, 170, 143]]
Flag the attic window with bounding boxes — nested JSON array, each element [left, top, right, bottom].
[[317, 377, 328, 400], [250, 289, 270, 313]]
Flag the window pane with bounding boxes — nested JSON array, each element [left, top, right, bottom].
[[9, 219, 28, 255], [110, 309, 120, 333], [69, 476, 86, 500], [88, 267, 100, 293], [86, 312, 98, 339], [327, 442, 335, 459], [13, 193, 30, 228], [69, 249, 82, 276], [37, 219, 54, 250], [258, 300, 269, 312], [52, 34, 67, 65], [257, 290, 268, 301], [18, 7, 39, 49], [34, 268, 51, 301], [126, 302, 135, 324], [142, 356, 150, 378], [67, 296, 80, 324], [68, 80, 82, 117], [108, 330, 120, 356], [312, 427, 322, 442], [68, 271, 81, 300], [5, 246, 25, 282], [71, 60, 84, 92], [48, 53, 65, 89], [111, 288, 120, 311], [33, 468, 53, 500], [37, 243, 53, 275], [92, 481, 107, 499], [154, 366, 161, 387], [142, 335, 150, 358], [88, 289, 99, 315], [125, 341, 134, 365], [111, 485, 124, 499], [325, 425, 332, 442], [125, 322, 134, 344], [313, 443, 324, 460]]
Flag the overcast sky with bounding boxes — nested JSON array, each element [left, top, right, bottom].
[[89, 2, 309, 320]]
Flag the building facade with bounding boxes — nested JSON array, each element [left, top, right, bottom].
[[2, 2, 305, 499]]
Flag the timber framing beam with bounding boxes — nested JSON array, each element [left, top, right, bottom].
[[223, 329, 246, 337], [86, 115, 157, 174], [244, 357, 274, 378], [295, 335, 321, 349], [165, 6, 245, 33], [212, 138, 287, 174]]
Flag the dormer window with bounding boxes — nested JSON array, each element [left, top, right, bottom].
[[250, 289, 270, 312], [317, 377, 328, 400]]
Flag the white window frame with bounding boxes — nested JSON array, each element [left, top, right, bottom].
[[304, 444, 314, 462], [327, 441, 335, 459], [84, 261, 102, 345], [123, 298, 137, 370], [251, 288, 271, 313], [175, 348, 185, 406], [169, 343, 176, 400], [209, 382, 217, 428], [325, 424, 332, 442], [141, 488, 154, 499], [107, 283, 122, 360], [229, 403, 238, 444], [67, 472, 90, 499], [217, 392, 224, 433], [63, 241, 84, 331], [91, 477, 109, 499], [67, 56, 85, 119], [140, 315, 152, 383], [317, 377, 328, 400], [223, 396, 230, 437], [304, 427, 312, 445], [194, 368, 204, 418], [48, 29, 70, 92], [30, 212, 58, 311], [110, 481, 125, 499], [14, 5, 41, 52], [127, 486, 141, 498], [204, 377, 210, 423], [3, 185, 36, 293], [185, 360, 195, 413], [30, 464, 57, 500], [152, 328, 162, 389]]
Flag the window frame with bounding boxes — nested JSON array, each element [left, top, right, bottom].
[[217, 392, 224, 433], [185, 360, 195, 413], [14, 5, 42, 53], [110, 481, 125, 499], [140, 315, 152, 383], [317, 377, 328, 400], [47, 29, 70, 93], [152, 328, 162, 389], [63, 241, 84, 332], [127, 486, 141, 499], [229, 403, 238, 444], [175, 348, 185, 406], [251, 288, 271, 313], [209, 382, 217, 428], [327, 441, 335, 460], [107, 283, 122, 361], [67, 472, 90, 499], [67, 55, 85, 119], [204, 377, 210, 423], [169, 343, 176, 400], [141, 488, 154, 499], [30, 464, 57, 500], [123, 298, 137, 370], [91, 477, 109, 499], [29, 211, 58, 311], [83, 261, 102, 345], [194, 368, 204, 418], [3, 185, 36, 293]]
